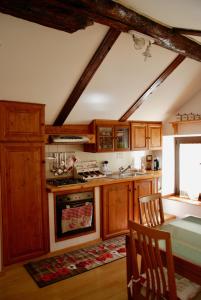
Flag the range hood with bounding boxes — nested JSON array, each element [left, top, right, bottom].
[[49, 135, 92, 144]]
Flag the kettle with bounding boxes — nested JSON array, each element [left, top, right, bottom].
[[153, 158, 159, 171]]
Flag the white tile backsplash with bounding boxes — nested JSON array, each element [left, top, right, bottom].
[[45, 144, 161, 178]]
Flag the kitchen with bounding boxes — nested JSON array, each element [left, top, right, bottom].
[[1, 1, 201, 300]]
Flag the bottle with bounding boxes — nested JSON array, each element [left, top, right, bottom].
[[102, 161, 109, 174]]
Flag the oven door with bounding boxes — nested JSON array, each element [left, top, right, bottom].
[[56, 193, 94, 238]]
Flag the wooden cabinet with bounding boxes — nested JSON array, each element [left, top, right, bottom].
[[148, 123, 162, 150], [0, 101, 49, 266], [101, 178, 159, 239], [85, 120, 130, 152], [102, 182, 133, 239], [131, 122, 162, 150], [133, 179, 154, 223], [0, 101, 45, 142]]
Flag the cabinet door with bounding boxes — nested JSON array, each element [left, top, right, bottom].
[[134, 179, 153, 223], [131, 123, 148, 150], [114, 126, 130, 151], [102, 182, 133, 239], [0, 101, 45, 142], [97, 126, 114, 152], [1, 143, 49, 265], [148, 123, 162, 150]]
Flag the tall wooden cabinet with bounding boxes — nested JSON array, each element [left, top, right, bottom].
[[0, 101, 49, 265], [102, 182, 133, 239]]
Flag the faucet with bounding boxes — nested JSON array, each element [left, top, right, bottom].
[[119, 164, 131, 174]]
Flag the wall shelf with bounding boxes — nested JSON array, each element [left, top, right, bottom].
[[170, 120, 201, 134]]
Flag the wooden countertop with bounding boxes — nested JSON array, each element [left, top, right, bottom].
[[46, 170, 162, 193]]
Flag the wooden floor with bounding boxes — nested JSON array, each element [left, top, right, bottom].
[[0, 257, 127, 300]]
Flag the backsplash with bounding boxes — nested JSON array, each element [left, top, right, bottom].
[[45, 144, 161, 178]]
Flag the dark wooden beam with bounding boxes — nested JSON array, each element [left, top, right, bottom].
[[54, 28, 120, 125], [65, 0, 201, 62], [119, 55, 185, 122], [0, 0, 93, 33], [1, 1, 201, 61], [172, 28, 201, 37]]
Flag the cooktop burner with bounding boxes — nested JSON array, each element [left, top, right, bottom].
[[47, 178, 87, 187]]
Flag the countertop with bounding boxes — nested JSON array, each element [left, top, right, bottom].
[[46, 170, 162, 193]]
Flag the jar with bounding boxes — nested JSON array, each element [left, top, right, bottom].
[[176, 113, 181, 121], [188, 113, 194, 121], [181, 113, 188, 121]]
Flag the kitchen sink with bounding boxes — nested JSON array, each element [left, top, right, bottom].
[[107, 172, 146, 179]]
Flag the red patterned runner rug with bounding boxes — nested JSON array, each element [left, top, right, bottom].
[[25, 235, 126, 287]]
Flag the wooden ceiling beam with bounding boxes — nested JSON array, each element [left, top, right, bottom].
[[172, 28, 201, 36], [54, 28, 120, 125], [119, 54, 185, 122], [65, 0, 201, 62], [0, 0, 93, 33], [1, 1, 201, 61]]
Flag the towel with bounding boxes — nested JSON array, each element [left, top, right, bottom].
[[61, 204, 93, 233]]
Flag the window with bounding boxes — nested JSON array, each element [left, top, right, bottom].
[[175, 137, 201, 200]]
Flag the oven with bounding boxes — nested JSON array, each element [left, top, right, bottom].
[[55, 190, 95, 239]]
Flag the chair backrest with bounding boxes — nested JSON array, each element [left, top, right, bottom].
[[139, 193, 164, 227], [127, 221, 177, 300]]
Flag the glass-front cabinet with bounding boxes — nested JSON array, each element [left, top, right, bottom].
[[97, 127, 114, 151], [115, 126, 129, 150], [97, 125, 130, 152]]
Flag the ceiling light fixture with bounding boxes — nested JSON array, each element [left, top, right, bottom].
[[128, 30, 155, 61]]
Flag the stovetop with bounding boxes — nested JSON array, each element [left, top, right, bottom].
[[46, 177, 87, 187]]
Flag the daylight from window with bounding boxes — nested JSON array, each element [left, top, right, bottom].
[[179, 144, 201, 200]]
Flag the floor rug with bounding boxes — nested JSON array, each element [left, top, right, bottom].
[[25, 235, 126, 287]]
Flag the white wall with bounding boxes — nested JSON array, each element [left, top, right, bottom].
[[163, 89, 201, 136]]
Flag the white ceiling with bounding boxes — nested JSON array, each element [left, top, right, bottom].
[[0, 1, 201, 124]]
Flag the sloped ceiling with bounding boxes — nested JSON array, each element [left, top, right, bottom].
[[0, 0, 201, 124]]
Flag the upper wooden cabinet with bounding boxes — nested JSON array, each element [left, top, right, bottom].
[[85, 120, 130, 152], [0, 100, 45, 142], [131, 122, 162, 150]]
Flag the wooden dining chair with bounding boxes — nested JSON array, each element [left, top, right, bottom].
[[139, 193, 164, 227], [126, 221, 201, 300], [127, 220, 177, 300]]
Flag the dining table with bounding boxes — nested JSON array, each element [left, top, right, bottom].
[[126, 215, 201, 286], [158, 215, 201, 285]]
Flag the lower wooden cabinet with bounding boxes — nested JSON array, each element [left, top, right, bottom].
[[133, 179, 154, 222], [102, 182, 133, 239], [101, 178, 157, 239], [0, 142, 49, 265]]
